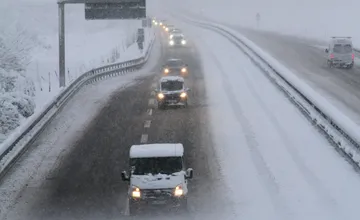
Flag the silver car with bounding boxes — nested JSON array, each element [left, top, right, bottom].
[[325, 37, 354, 69]]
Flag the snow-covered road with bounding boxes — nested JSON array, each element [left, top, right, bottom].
[[172, 19, 360, 220]]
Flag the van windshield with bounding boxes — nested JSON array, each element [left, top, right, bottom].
[[130, 157, 183, 175], [161, 81, 183, 91], [333, 44, 353, 53]]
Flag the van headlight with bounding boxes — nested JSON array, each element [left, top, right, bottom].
[[158, 93, 165, 99], [131, 186, 141, 198], [164, 68, 169, 73], [174, 185, 184, 197], [181, 40, 186, 45], [181, 67, 187, 73], [170, 35, 174, 39], [169, 40, 174, 45], [180, 92, 187, 98]]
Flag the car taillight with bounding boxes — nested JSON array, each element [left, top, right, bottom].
[[330, 53, 334, 59], [352, 53, 355, 60]]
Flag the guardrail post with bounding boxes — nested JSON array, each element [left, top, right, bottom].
[[59, 2, 66, 88]]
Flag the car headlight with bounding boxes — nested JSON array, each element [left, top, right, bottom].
[[169, 40, 174, 45], [164, 68, 169, 73], [181, 40, 186, 45], [165, 28, 169, 31], [170, 35, 174, 39], [181, 68, 187, 73], [154, 22, 158, 25], [159, 22, 163, 26], [131, 186, 141, 198], [174, 185, 184, 197], [158, 93, 165, 99], [180, 92, 187, 98]]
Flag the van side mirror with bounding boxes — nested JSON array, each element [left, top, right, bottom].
[[186, 168, 193, 179], [121, 171, 129, 181], [325, 48, 329, 53]]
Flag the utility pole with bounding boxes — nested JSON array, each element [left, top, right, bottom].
[[58, 2, 66, 88]]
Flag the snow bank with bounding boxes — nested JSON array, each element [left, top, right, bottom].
[[0, 0, 145, 143], [0, 28, 155, 173], [181, 16, 360, 165], [156, 0, 360, 48]]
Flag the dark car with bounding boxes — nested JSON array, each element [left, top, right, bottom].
[[162, 58, 188, 75], [155, 76, 190, 109]]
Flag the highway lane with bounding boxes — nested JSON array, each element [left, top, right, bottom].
[[232, 27, 360, 124], [0, 28, 227, 220]]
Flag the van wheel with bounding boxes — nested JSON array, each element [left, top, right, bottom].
[[158, 103, 165, 110], [129, 202, 138, 216], [179, 198, 188, 211], [327, 60, 333, 68]]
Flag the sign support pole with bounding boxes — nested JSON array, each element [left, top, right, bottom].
[[59, 2, 66, 87]]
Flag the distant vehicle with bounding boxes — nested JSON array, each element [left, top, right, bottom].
[[121, 143, 193, 214], [155, 76, 190, 108], [325, 37, 354, 69], [162, 58, 188, 75], [169, 29, 183, 39], [169, 34, 187, 47], [165, 24, 175, 32]]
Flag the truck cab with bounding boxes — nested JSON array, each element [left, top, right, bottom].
[[121, 143, 193, 215]]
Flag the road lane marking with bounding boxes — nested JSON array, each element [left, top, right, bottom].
[[144, 120, 151, 128], [151, 90, 156, 96], [140, 134, 148, 143], [147, 108, 153, 116], [148, 98, 155, 106], [151, 83, 157, 88]]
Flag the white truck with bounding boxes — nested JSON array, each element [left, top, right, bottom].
[[121, 143, 193, 214]]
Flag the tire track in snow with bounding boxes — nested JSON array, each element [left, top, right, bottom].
[[237, 59, 341, 213], [202, 40, 293, 220]]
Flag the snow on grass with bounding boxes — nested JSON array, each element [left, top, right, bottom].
[[178, 19, 360, 220], [0, 0, 149, 143], [150, 0, 360, 48]]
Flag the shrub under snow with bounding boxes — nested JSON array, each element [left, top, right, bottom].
[[0, 96, 21, 136], [0, 21, 38, 143]]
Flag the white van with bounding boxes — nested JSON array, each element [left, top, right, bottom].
[[325, 37, 354, 69], [121, 143, 193, 214]]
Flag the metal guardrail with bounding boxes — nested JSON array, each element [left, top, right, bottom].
[[0, 35, 156, 176], [180, 16, 360, 166]]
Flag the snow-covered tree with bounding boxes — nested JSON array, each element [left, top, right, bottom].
[[5, 92, 35, 118], [0, 95, 21, 136], [0, 23, 42, 72]]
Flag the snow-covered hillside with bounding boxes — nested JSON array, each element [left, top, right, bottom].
[[153, 0, 360, 47], [0, 0, 142, 143]]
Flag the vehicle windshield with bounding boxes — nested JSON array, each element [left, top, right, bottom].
[[173, 36, 184, 40], [161, 81, 184, 91], [131, 157, 183, 175], [333, 44, 353, 53], [166, 60, 184, 67]]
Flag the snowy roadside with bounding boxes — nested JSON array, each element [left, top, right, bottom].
[[170, 17, 360, 220], [0, 27, 155, 157], [0, 0, 147, 144]]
